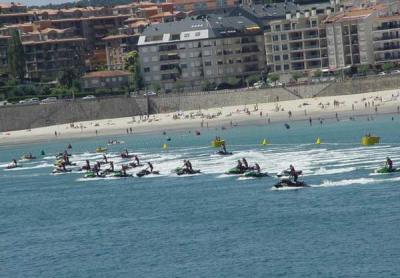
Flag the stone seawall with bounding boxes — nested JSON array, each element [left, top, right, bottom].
[[0, 97, 148, 132], [0, 88, 298, 132], [316, 75, 400, 97], [2, 75, 400, 132]]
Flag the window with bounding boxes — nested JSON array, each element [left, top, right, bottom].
[[282, 44, 288, 51], [273, 45, 280, 51], [181, 64, 187, 69], [195, 32, 201, 36], [284, 64, 289, 70], [205, 61, 212, 66], [272, 35, 279, 41], [275, 25, 281, 31], [184, 33, 190, 38], [274, 55, 281, 61], [144, 67, 150, 72], [275, 65, 281, 71], [283, 54, 289, 60], [281, 34, 287, 40]]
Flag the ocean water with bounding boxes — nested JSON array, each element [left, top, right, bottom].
[[1, 116, 400, 277]]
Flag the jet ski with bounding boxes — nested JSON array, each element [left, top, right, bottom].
[[375, 167, 400, 174], [54, 160, 76, 167], [274, 179, 308, 188], [21, 154, 36, 160], [6, 164, 22, 169], [52, 168, 72, 174], [110, 171, 133, 178], [226, 167, 249, 175], [174, 167, 201, 176], [243, 171, 269, 178], [121, 153, 135, 159], [137, 169, 160, 177], [128, 162, 143, 168], [216, 150, 233, 156], [84, 171, 105, 178]]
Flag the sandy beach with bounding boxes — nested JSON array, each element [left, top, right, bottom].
[[1, 89, 400, 146]]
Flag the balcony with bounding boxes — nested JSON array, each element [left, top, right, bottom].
[[159, 44, 177, 52], [374, 35, 400, 41], [304, 44, 319, 49], [374, 45, 400, 51], [291, 55, 304, 61], [160, 54, 180, 61], [242, 46, 260, 53], [241, 38, 257, 44]]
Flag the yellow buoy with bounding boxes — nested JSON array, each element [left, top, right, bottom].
[[361, 135, 380, 146], [163, 143, 168, 150], [261, 139, 269, 146], [211, 139, 225, 148], [316, 137, 321, 145]]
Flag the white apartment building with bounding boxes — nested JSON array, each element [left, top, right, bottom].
[[265, 8, 329, 74], [373, 14, 400, 64], [325, 7, 379, 70], [137, 16, 266, 91]]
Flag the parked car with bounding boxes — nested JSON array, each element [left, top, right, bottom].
[[40, 97, 57, 104], [390, 69, 400, 75], [252, 81, 265, 89], [143, 91, 156, 96], [28, 98, 40, 104], [0, 100, 11, 106], [82, 95, 96, 100], [377, 71, 386, 76]]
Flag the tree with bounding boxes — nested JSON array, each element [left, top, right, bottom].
[[174, 80, 184, 93], [313, 69, 322, 78], [291, 72, 302, 82], [269, 73, 280, 85], [245, 74, 260, 86], [124, 51, 143, 91], [358, 64, 369, 75], [226, 77, 240, 87], [59, 69, 77, 88], [133, 63, 144, 91], [7, 29, 26, 80], [151, 82, 161, 93], [383, 62, 395, 72]]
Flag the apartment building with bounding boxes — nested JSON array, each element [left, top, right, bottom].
[[103, 34, 139, 70], [372, 14, 400, 64], [167, 0, 236, 11], [265, 9, 329, 74], [0, 35, 9, 73], [0, 2, 30, 25], [21, 28, 86, 80], [138, 15, 265, 91], [324, 7, 381, 70]]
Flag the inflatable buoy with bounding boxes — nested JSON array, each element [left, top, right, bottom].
[[163, 143, 168, 150], [261, 139, 269, 146], [316, 137, 321, 145]]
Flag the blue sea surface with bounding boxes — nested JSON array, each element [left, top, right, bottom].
[[1, 116, 400, 277]]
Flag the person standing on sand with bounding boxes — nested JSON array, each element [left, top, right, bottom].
[[309, 117, 312, 126], [55, 131, 57, 137], [95, 130, 98, 135]]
